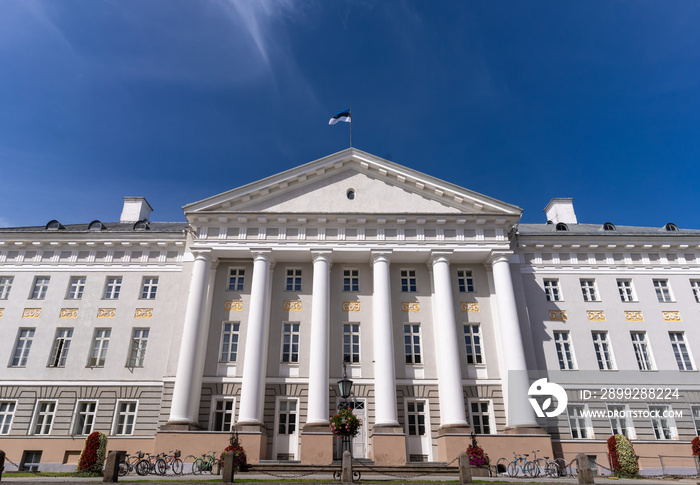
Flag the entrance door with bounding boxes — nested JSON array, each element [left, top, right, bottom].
[[273, 398, 299, 461], [333, 400, 367, 459], [405, 400, 431, 462]]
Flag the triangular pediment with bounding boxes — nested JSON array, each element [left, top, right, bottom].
[[183, 148, 521, 216]]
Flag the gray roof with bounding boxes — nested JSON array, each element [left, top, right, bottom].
[[518, 223, 700, 236], [0, 221, 188, 234]]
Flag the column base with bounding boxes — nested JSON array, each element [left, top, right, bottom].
[[300, 424, 333, 465], [160, 421, 201, 431], [234, 423, 268, 463], [370, 425, 406, 465], [436, 424, 471, 464], [502, 424, 548, 435]]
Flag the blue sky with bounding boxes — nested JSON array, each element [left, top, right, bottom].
[[2, 1, 699, 228]]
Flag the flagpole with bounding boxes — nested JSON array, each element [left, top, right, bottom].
[[349, 107, 352, 148]]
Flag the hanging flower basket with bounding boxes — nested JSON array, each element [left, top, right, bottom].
[[466, 444, 490, 469], [330, 408, 362, 437]]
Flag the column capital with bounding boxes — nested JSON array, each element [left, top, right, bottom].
[[251, 249, 274, 264], [191, 249, 213, 261], [370, 250, 392, 266], [429, 250, 453, 266], [488, 251, 514, 266], [311, 250, 333, 264]]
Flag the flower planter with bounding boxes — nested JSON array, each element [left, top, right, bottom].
[[471, 466, 490, 477]]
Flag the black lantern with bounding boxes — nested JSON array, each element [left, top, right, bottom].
[[337, 359, 354, 405]]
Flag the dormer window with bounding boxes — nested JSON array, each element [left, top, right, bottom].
[[603, 222, 616, 231], [88, 220, 105, 231], [133, 220, 150, 231], [555, 223, 568, 231], [665, 223, 678, 231], [45, 220, 65, 231]]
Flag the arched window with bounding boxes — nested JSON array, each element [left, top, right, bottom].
[[45, 220, 65, 231], [665, 223, 678, 231], [603, 222, 616, 231], [133, 220, 150, 231], [555, 222, 568, 231], [88, 220, 105, 231]]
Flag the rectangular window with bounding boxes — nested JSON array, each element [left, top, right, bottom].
[[212, 398, 235, 431], [49, 328, 73, 368], [285, 269, 302, 292], [617, 280, 636, 302], [343, 323, 360, 364], [404, 324, 422, 364], [228, 268, 245, 291], [463, 324, 483, 364], [88, 329, 111, 367], [32, 401, 56, 435], [281, 323, 300, 363], [277, 399, 297, 435], [21, 451, 42, 472], [469, 401, 491, 434], [653, 279, 673, 302], [692, 280, 700, 303], [220, 322, 240, 362], [692, 405, 700, 435], [67, 277, 86, 299], [104, 277, 122, 299], [406, 401, 426, 436], [73, 401, 97, 435], [631, 331, 654, 370], [140, 277, 158, 299], [0, 276, 14, 299], [343, 269, 359, 292], [0, 401, 16, 434], [592, 331, 615, 370], [30, 276, 50, 299], [580, 279, 599, 302], [400, 269, 417, 292], [11, 328, 35, 367], [669, 332, 694, 370], [544, 279, 561, 301], [568, 404, 591, 439], [649, 404, 676, 440], [128, 329, 149, 367], [553, 331, 576, 370], [608, 404, 634, 438], [114, 401, 137, 435], [457, 270, 475, 293]]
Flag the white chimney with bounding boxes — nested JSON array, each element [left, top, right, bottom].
[[544, 198, 577, 225], [120, 197, 153, 223]]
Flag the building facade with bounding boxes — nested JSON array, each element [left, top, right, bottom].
[[0, 149, 698, 472]]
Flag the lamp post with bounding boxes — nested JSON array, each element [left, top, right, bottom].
[[337, 359, 354, 455]]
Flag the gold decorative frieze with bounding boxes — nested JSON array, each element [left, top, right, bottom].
[[342, 301, 361, 312], [22, 308, 41, 318], [625, 311, 643, 322], [402, 302, 420, 312], [134, 308, 153, 318], [460, 302, 480, 313], [224, 300, 243, 311], [586, 310, 606, 321], [283, 300, 302, 311], [97, 308, 116, 318], [59, 308, 78, 318], [0, 308, 4, 318], [662, 311, 681, 322], [549, 310, 567, 321]]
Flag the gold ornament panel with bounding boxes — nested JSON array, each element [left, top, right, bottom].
[[662, 311, 681, 321], [342, 301, 361, 312], [402, 302, 421, 312], [22, 308, 41, 318], [549, 310, 567, 321], [283, 300, 302, 311], [97, 308, 116, 318], [135, 308, 153, 318], [624, 311, 643, 321], [59, 308, 78, 318], [587, 310, 606, 321], [224, 300, 243, 311], [460, 302, 480, 312]]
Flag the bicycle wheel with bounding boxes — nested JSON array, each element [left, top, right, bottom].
[[192, 458, 203, 475], [118, 462, 129, 476], [507, 461, 519, 477], [135, 459, 150, 476], [154, 458, 167, 476], [172, 458, 184, 475], [554, 458, 568, 477], [524, 460, 535, 477]]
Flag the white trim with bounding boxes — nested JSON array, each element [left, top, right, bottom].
[[0, 399, 18, 435], [272, 396, 300, 461], [606, 403, 636, 440], [70, 399, 99, 436], [0, 380, 163, 386], [467, 398, 496, 435], [29, 399, 59, 436], [403, 397, 433, 462], [209, 395, 236, 432], [112, 399, 139, 436], [567, 403, 594, 440]]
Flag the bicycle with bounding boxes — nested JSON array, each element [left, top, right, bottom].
[[528, 449, 544, 477], [508, 451, 538, 477], [192, 451, 219, 474], [158, 450, 183, 476], [118, 451, 144, 476], [543, 456, 569, 477], [135, 452, 160, 476]]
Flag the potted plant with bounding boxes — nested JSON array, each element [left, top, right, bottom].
[[607, 434, 639, 478], [692, 436, 700, 475], [466, 433, 491, 476]]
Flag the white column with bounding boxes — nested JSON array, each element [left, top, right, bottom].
[[429, 252, 469, 427], [490, 252, 539, 428], [371, 251, 399, 427], [306, 251, 332, 426], [169, 250, 214, 424], [238, 250, 274, 426]]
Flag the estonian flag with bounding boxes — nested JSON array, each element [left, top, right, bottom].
[[329, 108, 351, 125]]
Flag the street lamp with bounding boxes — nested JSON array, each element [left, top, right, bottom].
[[337, 360, 353, 404]]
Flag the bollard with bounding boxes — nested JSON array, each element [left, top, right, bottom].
[[459, 452, 473, 484], [222, 451, 235, 485], [103, 450, 126, 483], [341, 450, 353, 484], [0, 449, 5, 482], [575, 453, 594, 485]]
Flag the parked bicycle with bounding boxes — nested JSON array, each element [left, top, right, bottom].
[[118, 451, 144, 476], [507, 451, 538, 477], [158, 450, 183, 476], [135, 452, 161, 476], [192, 451, 219, 474]]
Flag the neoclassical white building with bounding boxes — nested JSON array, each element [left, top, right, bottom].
[[0, 149, 698, 471]]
